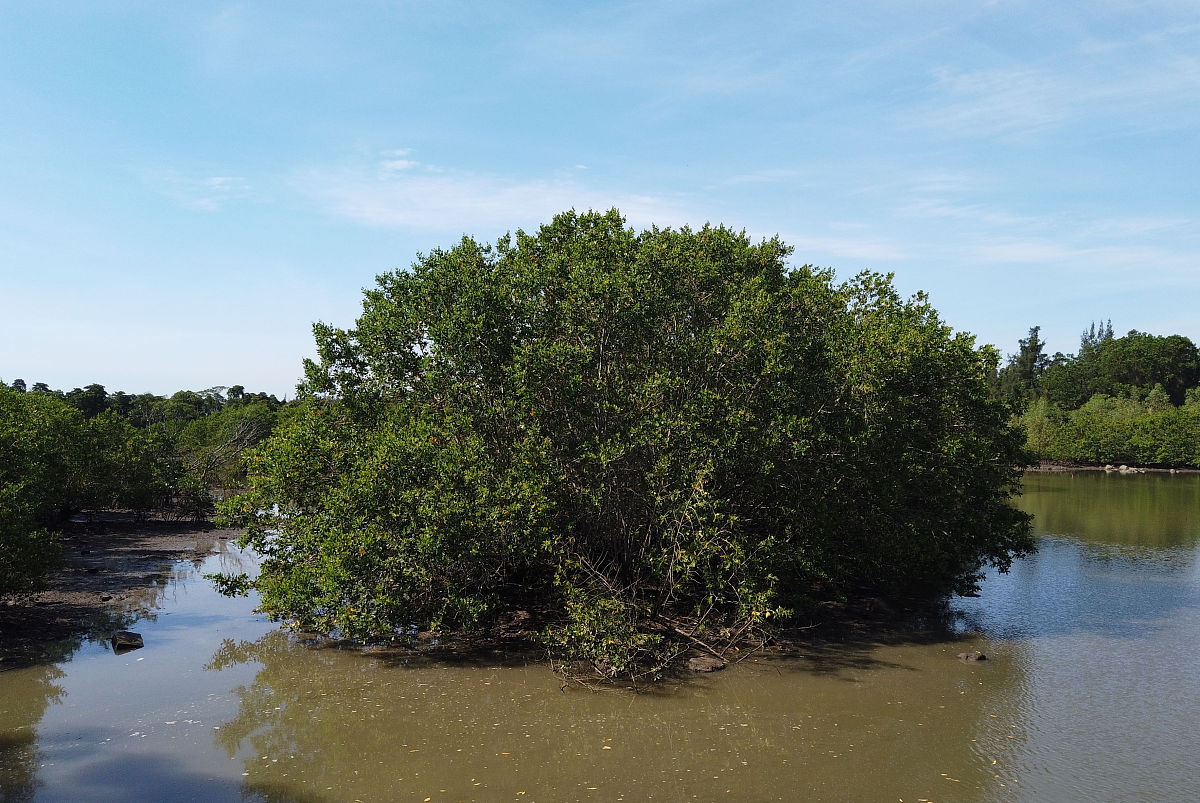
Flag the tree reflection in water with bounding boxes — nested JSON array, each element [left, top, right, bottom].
[[205, 627, 1031, 802], [0, 662, 66, 800], [0, 542, 227, 802]]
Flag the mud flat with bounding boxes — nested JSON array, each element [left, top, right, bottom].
[[0, 518, 238, 669]]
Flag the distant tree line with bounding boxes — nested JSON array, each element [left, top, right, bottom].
[[0, 379, 290, 593], [995, 324, 1200, 467]]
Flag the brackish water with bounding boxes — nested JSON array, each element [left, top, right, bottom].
[[2, 472, 1198, 802]]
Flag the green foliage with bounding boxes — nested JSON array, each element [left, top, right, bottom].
[[1020, 397, 1062, 455], [997, 326, 1048, 408], [176, 402, 279, 493], [1018, 388, 1200, 467], [0, 379, 288, 592], [1, 385, 73, 591], [1009, 323, 1200, 467], [1041, 329, 1199, 409], [221, 210, 1032, 678], [544, 587, 671, 679]]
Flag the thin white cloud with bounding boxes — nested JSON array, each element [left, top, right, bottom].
[[1076, 19, 1200, 56], [195, 4, 341, 80], [380, 159, 419, 172], [907, 55, 1200, 139], [154, 172, 251, 212], [773, 229, 908, 263], [716, 168, 808, 188], [911, 67, 1074, 138], [905, 170, 979, 196], [297, 157, 694, 233], [900, 197, 1042, 231], [970, 237, 1199, 279]]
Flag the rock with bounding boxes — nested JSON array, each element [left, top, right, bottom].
[[957, 650, 987, 662], [687, 655, 727, 673], [1119, 465, 1130, 472], [99, 593, 113, 602], [112, 631, 144, 651]]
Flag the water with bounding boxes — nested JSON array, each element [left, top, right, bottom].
[[2, 472, 1198, 801], [953, 472, 1200, 801]]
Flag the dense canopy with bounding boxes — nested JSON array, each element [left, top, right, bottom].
[[1004, 324, 1200, 466], [222, 210, 1032, 677], [0, 381, 284, 593]]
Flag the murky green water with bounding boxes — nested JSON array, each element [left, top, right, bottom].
[[3, 472, 1199, 802]]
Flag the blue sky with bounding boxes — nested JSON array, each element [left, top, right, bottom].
[[2, 1, 1197, 397]]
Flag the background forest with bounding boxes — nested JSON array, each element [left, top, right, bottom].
[[0, 381, 287, 592], [998, 323, 1200, 466]]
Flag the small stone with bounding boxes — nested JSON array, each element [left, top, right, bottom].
[[112, 631, 144, 651], [957, 650, 987, 662]]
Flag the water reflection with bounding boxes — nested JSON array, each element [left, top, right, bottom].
[[0, 538, 228, 801], [1018, 471, 1200, 546], [206, 627, 1028, 802], [0, 542, 269, 803], [4, 475, 1199, 801], [0, 663, 65, 801], [959, 473, 1200, 641], [947, 472, 1200, 801]]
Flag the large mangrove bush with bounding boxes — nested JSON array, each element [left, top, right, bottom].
[[221, 210, 1031, 678]]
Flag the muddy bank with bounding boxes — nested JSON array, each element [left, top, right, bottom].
[[0, 519, 239, 670]]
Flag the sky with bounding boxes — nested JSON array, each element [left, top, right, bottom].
[[2, 1, 1198, 398]]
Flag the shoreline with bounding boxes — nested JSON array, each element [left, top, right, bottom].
[[1024, 460, 1200, 474], [0, 518, 238, 671]]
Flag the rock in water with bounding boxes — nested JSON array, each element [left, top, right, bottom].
[[957, 650, 987, 662], [112, 631, 144, 651]]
